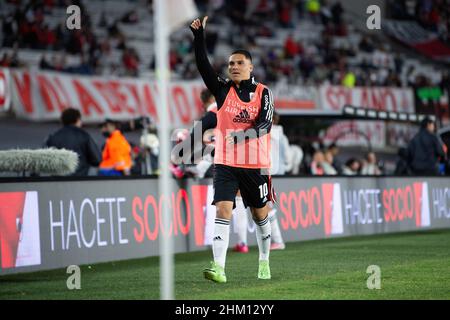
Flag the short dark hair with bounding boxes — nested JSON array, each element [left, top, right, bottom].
[[101, 118, 119, 128], [346, 158, 359, 167], [231, 49, 252, 62], [61, 108, 81, 126], [200, 88, 213, 104], [420, 116, 434, 129], [328, 143, 338, 150]]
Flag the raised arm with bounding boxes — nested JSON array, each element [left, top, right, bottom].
[[190, 16, 222, 96]]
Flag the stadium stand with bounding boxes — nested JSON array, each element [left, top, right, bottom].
[[1, 0, 448, 87], [0, 0, 449, 176]]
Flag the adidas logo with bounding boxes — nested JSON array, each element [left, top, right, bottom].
[[262, 196, 268, 202], [233, 109, 252, 123], [262, 235, 271, 241], [213, 236, 223, 241]]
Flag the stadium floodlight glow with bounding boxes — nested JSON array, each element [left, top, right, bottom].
[[378, 111, 387, 119], [344, 105, 355, 115], [356, 108, 366, 117], [408, 114, 417, 122], [388, 112, 398, 120], [399, 113, 408, 121], [367, 110, 377, 118]]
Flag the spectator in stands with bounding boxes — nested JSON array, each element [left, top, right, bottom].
[[361, 151, 382, 175], [299, 53, 316, 80], [2, 12, 17, 48], [306, 0, 321, 23], [52, 22, 66, 51], [226, 0, 248, 25], [1, 0, 441, 91], [310, 150, 337, 176], [326, 143, 342, 174], [39, 53, 52, 70], [67, 29, 84, 54], [359, 35, 375, 53], [384, 70, 402, 87], [284, 34, 302, 59], [277, 0, 294, 28], [51, 53, 66, 72], [44, 108, 102, 176], [342, 158, 361, 175], [0, 53, 11, 67], [319, 1, 332, 26], [440, 70, 450, 100], [342, 69, 356, 88], [40, 23, 56, 49], [331, 1, 344, 28], [323, 148, 335, 172], [121, 9, 139, 24], [323, 149, 338, 175], [99, 119, 133, 176], [98, 11, 108, 28], [122, 47, 140, 77], [140, 125, 159, 175], [70, 54, 94, 75], [407, 117, 446, 175], [310, 150, 325, 176]]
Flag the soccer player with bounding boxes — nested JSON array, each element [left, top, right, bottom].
[[180, 89, 285, 253], [175, 89, 252, 252], [190, 16, 275, 283]]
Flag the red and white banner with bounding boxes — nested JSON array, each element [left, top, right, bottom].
[[272, 84, 318, 113], [7, 69, 320, 119], [385, 20, 450, 63], [320, 86, 415, 113], [321, 120, 386, 148], [2, 68, 419, 122], [8, 69, 206, 126], [0, 68, 11, 112]]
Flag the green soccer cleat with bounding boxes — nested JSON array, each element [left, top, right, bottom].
[[203, 261, 227, 283], [258, 260, 271, 280]]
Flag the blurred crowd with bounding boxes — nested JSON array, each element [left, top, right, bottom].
[[388, 0, 450, 45], [1, 0, 447, 88], [2, 0, 449, 178], [1, 0, 145, 76]]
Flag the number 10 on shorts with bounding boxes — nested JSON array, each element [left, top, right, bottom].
[[259, 183, 268, 199]]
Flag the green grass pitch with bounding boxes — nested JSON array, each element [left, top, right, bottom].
[[1, 229, 449, 300]]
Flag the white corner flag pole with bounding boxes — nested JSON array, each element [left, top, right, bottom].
[[154, 0, 174, 300]]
